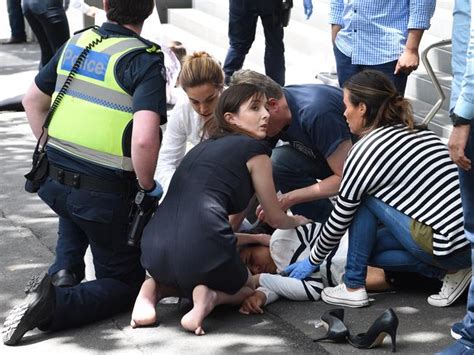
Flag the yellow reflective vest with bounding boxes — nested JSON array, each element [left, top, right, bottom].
[[48, 28, 160, 171]]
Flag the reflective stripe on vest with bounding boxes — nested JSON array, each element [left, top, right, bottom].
[[54, 74, 133, 113], [48, 136, 134, 171], [47, 28, 156, 171]]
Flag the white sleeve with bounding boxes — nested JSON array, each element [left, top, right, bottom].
[[259, 273, 323, 303], [69, 0, 90, 13], [256, 287, 279, 306], [156, 99, 191, 194]]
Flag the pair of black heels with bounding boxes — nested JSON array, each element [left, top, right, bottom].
[[313, 308, 399, 352]]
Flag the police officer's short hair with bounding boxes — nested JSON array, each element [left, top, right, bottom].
[[230, 69, 284, 100], [106, 0, 154, 25]]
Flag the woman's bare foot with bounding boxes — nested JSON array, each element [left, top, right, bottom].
[[131, 278, 159, 328], [180, 285, 218, 335]]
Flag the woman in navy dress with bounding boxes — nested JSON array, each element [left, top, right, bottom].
[[132, 83, 309, 334]]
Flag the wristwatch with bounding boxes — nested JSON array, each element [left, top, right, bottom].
[[450, 112, 471, 127]]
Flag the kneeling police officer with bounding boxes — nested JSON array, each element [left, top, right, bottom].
[[3, 0, 166, 345]]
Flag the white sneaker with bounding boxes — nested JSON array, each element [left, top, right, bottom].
[[427, 268, 472, 307], [321, 283, 370, 308]]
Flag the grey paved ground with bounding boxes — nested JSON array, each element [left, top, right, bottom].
[[0, 4, 469, 354]]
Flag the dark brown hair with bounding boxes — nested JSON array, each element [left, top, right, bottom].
[[202, 83, 266, 139], [344, 70, 416, 133], [106, 0, 154, 25]]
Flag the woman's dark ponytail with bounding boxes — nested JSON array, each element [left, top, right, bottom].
[[344, 70, 416, 133]]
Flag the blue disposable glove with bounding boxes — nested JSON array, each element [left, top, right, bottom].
[[144, 180, 163, 199], [303, 0, 313, 20], [284, 257, 319, 280]]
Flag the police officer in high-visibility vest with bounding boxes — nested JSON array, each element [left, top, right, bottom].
[[3, 0, 166, 345]]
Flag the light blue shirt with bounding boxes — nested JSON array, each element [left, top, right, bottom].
[[329, 0, 435, 65], [451, 0, 474, 121]]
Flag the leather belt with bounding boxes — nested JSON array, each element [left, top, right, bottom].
[[49, 165, 130, 194]]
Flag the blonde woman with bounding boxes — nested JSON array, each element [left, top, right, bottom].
[[157, 52, 224, 195]]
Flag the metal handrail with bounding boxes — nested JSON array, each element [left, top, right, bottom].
[[420, 39, 452, 125]]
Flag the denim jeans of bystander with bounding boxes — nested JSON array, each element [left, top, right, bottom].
[[344, 196, 471, 289], [333, 45, 408, 96]]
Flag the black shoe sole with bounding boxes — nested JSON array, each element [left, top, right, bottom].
[[3, 273, 54, 346]]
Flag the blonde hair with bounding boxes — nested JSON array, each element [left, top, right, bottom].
[[179, 51, 224, 90]]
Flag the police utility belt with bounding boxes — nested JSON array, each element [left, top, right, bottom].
[[49, 164, 131, 194]]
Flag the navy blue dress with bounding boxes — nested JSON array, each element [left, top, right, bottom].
[[141, 134, 271, 296]]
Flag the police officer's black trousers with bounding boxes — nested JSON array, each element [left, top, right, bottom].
[[37, 176, 145, 330]]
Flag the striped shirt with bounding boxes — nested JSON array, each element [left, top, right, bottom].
[[310, 125, 469, 264], [258, 223, 347, 305], [329, 0, 435, 65]]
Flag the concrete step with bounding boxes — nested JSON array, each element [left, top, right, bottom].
[[406, 70, 452, 112], [426, 45, 452, 75], [193, 0, 332, 34], [410, 97, 451, 141], [168, 9, 229, 48], [167, 8, 328, 82], [160, 24, 321, 86], [159, 24, 264, 74]]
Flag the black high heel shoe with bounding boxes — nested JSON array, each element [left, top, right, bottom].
[[313, 308, 349, 343], [348, 308, 399, 352]]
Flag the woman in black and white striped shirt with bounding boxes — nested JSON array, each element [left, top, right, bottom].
[[285, 70, 471, 308]]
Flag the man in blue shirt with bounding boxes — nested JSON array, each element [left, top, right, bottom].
[[438, 0, 474, 353], [232, 70, 352, 224], [330, 0, 435, 95]]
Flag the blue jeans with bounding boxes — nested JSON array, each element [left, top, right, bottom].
[[344, 196, 471, 289], [457, 124, 474, 346], [7, 0, 26, 39], [333, 45, 408, 96], [37, 177, 145, 330], [22, 0, 69, 67], [271, 145, 334, 223], [223, 0, 285, 85]]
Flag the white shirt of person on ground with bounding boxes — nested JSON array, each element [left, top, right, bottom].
[[258, 222, 348, 305]]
